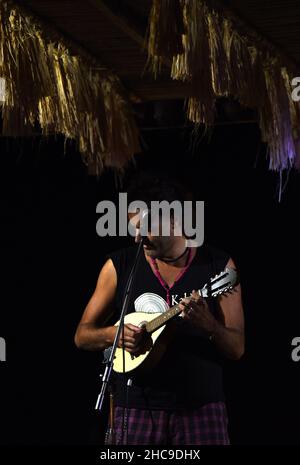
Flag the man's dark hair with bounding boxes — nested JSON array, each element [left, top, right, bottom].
[[126, 171, 191, 207]]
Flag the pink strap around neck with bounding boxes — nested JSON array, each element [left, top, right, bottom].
[[150, 248, 193, 306]]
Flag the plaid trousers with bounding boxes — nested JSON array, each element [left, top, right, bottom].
[[108, 402, 230, 445]]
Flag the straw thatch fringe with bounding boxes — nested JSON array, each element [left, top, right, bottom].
[[147, 0, 184, 77], [261, 63, 296, 170], [148, 0, 300, 172], [0, 1, 140, 174]]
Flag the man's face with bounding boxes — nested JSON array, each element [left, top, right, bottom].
[[128, 210, 175, 259]]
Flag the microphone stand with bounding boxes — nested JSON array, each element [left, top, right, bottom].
[[95, 238, 144, 413]]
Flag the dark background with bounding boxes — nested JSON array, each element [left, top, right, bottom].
[[1, 111, 300, 444]]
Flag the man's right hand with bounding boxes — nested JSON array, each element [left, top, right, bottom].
[[116, 323, 152, 355]]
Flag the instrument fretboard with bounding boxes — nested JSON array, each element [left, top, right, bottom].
[[145, 304, 182, 333]]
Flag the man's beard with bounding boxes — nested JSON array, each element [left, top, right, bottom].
[[143, 237, 170, 259]]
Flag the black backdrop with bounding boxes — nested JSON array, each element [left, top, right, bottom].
[[1, 121, 300, 445]]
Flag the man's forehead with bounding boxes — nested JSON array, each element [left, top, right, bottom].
[[128, 209, 171, 226]]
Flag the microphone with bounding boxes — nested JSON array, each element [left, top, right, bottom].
[[139, 209, 151, 237]]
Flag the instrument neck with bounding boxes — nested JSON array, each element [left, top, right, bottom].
[[145, 303, 182, 334]]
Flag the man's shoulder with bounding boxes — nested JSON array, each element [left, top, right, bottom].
[[105, 245, 139, 279], [106, 244, 138, 264], [205, 243, 230, 259], [198, 243, 231, 267]]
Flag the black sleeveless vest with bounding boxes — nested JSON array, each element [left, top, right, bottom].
[[107, 243, 230, 409]]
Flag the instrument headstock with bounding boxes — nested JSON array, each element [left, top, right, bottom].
[[201, 267, 238, 298]]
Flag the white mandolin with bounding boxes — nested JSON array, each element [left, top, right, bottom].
[[108, 267, 238, 374]]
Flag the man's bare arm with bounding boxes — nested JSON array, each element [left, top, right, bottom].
[[75, 259, 147, 353], [74, 259, 118, 351], [181, 258, 245, 360], [210, 279, 245, 360]]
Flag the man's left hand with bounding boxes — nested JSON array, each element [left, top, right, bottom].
[[179, 290, 217, 335]]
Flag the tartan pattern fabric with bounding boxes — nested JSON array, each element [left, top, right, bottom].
[[110, 402, 230, 445]]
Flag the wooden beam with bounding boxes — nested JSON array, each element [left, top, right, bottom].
[[124, 79, 193, 101], [87, 0, 147, 48], [87, 0, 172, 68]]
